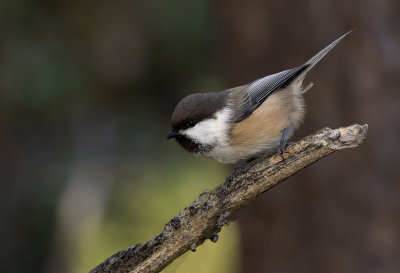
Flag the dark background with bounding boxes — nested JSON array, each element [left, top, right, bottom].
[[1, 0, 399, 272]]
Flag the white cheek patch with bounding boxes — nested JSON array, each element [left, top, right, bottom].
[[182, 108, 232, 146]]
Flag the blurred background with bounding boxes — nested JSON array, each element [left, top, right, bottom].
[[1, 0, 399, 272]]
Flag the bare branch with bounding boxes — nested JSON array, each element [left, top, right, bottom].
[[90, 124, 368, 273]]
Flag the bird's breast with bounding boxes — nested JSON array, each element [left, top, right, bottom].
[[206, 86, 305, 164]]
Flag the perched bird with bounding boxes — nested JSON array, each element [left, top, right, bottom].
[[167, 31, 351, 164]]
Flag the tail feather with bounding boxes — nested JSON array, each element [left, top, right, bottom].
[[233, 30, 352, 122], [294, 30, 353, 83]]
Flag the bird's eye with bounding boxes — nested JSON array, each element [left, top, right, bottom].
[[185, 119, 195, 128]]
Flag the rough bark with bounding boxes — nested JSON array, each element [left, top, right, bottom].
[[90, 123, 368, 273]]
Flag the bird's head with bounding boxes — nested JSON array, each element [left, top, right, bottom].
[[167, 92, 231, 154]]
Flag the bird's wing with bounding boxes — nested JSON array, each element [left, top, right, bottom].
[[232, 30, 352, 123], [232, 64, 308, 123]]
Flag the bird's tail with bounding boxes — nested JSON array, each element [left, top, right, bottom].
[[294, 30, 353, 88]]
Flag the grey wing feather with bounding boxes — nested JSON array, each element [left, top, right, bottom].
[[233, 30, 352, 123], [233, 65, 308, 122]]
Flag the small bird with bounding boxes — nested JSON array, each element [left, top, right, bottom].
[[167, 31, 351, 164]]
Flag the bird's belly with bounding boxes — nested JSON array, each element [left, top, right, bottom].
[[205, 134, 282, 164], [209, 87, 305, 164]]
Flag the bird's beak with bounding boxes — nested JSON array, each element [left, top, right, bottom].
[[166, 131, 178, 139]]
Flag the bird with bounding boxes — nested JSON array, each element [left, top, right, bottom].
[[166, 31, 351, 164]]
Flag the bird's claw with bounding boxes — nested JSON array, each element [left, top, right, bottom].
[[277, 128, 290, 157], [277, 146, 285, 156]]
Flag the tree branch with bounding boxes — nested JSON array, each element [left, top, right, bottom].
[[90, 123, 368, 273]]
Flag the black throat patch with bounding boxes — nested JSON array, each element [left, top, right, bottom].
[[175, 135, 213, 155]]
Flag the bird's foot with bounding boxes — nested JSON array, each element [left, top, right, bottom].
[[277, 128, 290, 157], [245, 157, 257, 164]]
